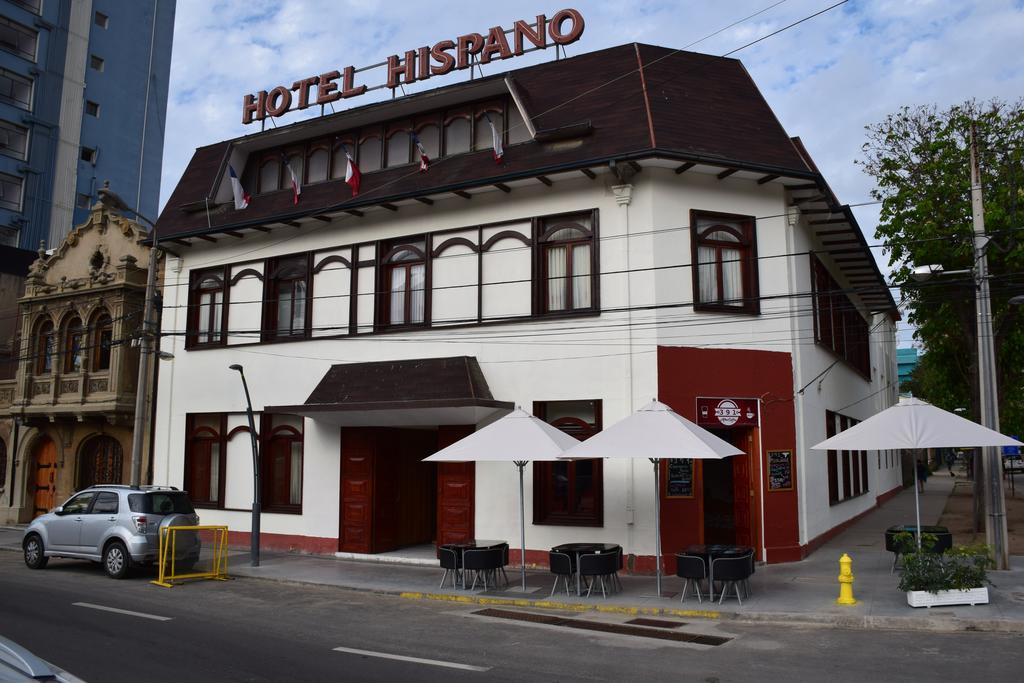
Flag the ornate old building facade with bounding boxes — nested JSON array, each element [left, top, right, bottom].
[[0, 203, 155, 523]]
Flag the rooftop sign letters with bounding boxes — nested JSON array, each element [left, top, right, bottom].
[[241, 9, 586, 125]]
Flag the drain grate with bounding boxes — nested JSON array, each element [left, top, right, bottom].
[[473, 609, 730, 646], [626, 618, 686, 629]]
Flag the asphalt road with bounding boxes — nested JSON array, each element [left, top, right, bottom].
[[1, 551, 1022, 682]]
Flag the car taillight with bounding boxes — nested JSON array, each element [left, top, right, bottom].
[[132, 515, 148, 533]]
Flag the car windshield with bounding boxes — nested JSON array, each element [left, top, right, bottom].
[[128, 492, 195, 515]]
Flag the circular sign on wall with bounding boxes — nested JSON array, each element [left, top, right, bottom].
[[714, 399, 741, 426]]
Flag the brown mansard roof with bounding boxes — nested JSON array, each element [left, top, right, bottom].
[[157, 42, 896, 314]]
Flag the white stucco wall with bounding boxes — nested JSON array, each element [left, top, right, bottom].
[[153, 164, 898, 557]]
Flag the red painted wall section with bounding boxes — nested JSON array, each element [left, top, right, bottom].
[[657, 346, 800, 565]]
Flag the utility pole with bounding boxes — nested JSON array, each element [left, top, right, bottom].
[[969, 124, 1009, 570]]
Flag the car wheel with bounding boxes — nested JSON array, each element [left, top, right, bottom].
[[103, 540, 131, 579], [23, 534, 48, 570]]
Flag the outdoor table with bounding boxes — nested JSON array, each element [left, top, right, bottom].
[[551, 542, 622, 597], [438, 539, 507, 589], [679, 544, 753, 601], [884, 525, 952, 572]]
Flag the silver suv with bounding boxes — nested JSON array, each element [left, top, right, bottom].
[[22, 485, 200, 579]]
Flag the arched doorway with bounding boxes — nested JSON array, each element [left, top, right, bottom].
[[78, 435, 124, 490], [32, 437, 58, 517]]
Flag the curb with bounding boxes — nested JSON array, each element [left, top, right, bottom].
[[395, 590, 1024, 635]]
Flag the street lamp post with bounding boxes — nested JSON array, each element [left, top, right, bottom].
[[98, 185, 158, 489], [229, 364, 261, 567]]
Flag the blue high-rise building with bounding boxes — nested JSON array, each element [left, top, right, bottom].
[[0, 0, 175, 250]]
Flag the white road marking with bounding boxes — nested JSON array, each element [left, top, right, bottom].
[[72, 602, 172, 621], [331, 646, 491, 672]]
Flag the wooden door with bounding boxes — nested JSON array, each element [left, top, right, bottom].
[[33, 438, 58, 518], [339, 429, 375, 553], [732, 434, 754, 549], [436, 426, 474, 547]]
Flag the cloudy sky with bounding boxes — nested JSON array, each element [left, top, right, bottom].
[[160, 0, 1024, 344]]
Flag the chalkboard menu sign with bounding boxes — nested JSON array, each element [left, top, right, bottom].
[[768, 450, 793, 491], [666, 458, 694, 498]]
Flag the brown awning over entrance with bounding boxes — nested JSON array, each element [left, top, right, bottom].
[[267, 356, 513, 427]]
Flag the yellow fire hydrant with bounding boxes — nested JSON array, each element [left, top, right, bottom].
[[836, 553, 857, 605]]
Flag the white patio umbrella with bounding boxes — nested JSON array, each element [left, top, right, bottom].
[[812, 396, 1024, 548], [560, 400, 743, 596], [424, 407, 580, 592]]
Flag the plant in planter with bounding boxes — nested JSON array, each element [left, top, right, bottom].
[[894, 532, 993, 607]]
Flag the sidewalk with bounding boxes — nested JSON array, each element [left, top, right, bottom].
[[4, 474, 1024, 634]]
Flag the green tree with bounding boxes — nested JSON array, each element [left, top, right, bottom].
[[860, 101, 1024, 528]]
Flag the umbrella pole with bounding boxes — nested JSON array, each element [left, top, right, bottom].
[[517, 461, 527, 592], [652, 458, 662, 597]]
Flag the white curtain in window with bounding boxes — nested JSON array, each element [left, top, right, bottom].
[[390, 268, 407, 325], [276, 287, 292, 336], [572, 244, 590, 309], [697, 245, 717, 302], [289, 443, 302, 505], [211, 290, 222, 338], [547, 246, 567, 311], [209, 444, 220, 503], [307, 148, 329, 183], [293, 281, 306, 331], [410, 264, 425, 323], [721, 247, 742, 305]]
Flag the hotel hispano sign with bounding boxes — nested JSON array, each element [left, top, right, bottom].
[[241, 9, 585, 125]]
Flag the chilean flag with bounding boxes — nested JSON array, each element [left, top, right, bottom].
[[283, 154, 301, 205], [485, 113, 504, 164], [344, 147, 361, 196], [410, 131, 429, 172], [228, 165, 249, 210]]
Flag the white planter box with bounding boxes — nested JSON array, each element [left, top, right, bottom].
[[906, 587, 989, 608]]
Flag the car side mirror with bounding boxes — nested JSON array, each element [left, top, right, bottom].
[[53, 506, 64, 515]]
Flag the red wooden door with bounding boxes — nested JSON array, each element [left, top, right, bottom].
[[732, 433, 754, 549], [339, 429, 375, 553], [33, 438, 57, 517], [436, 425, 474, 546]]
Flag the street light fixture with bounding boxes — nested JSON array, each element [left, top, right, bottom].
[[98, 183, 158, 489], [229, 364, 261, 567]]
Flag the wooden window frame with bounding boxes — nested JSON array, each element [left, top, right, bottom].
[[183, 413, 226, 509], [187, 267, 228, 348], [91, 311, 113, 372], [263, 255, 312, 342], [305, 140, 332, 185], [532, 400, 604, 527], [691, 209, 759, 314], [35, 319, 54, 375], [535, 211, 599, 316], [378, 240, 429, 329], [811, 255, 871, 379], [260, 414, 303, 514], [62, 316, 84, 374]]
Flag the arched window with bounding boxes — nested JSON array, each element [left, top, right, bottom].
[[265, 255, 309, 340], [385, 129, 410, 168], [306, 145, 329, 184], [358, 134, 382, 172], [261, 414, 303, 511], [331, 139, 356, 179], [691, 212, 758, 313], [35, 319, 54, 375], [539, 215, 595, 313], [416, 123, 440, 160], [507, 105, 530, 145], [189, 269, 225, 346], [443, 116, 471, 156], [258, 157, 280, 193], [63, 317, 84, 373], [283, 151, 303, 189], [382, 240, 426, 326], [185, 414, 224, 507], [532, 400, 603, 526], [92, 311, 113, 371], [77, 435, 123, 489], [475, 110, 502, 152]]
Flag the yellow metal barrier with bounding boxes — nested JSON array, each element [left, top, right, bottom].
[[151, 525, 230, 588]]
